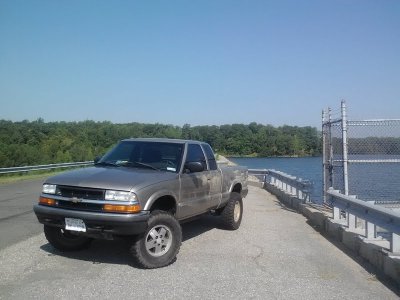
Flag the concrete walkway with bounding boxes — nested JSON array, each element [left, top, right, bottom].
[[0, 186, 398, 299]]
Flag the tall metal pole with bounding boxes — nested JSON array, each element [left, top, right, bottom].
[[341, 100, 349, 195], [322, 110, 327, 203], [328, 107, 333, 190]]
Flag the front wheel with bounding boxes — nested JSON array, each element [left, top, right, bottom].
[[44, 225, 92, 251], [220, 192, 243, 230], [130, 211, 182, 269]]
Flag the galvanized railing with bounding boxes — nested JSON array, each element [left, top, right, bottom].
[[328, 188, 400, 253], [248, 169, 313, 203], [0, 161, 93, 175], [248, 168, 268, 182], [249, 168, 400, 254]]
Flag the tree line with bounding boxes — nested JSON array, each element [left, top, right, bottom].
[[0, 119, 322, 168]]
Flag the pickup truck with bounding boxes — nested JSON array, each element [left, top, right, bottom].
[[34, 138, 248, 268]]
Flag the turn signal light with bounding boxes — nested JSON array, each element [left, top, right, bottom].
[[39, 197, 56, 206], [103, 204, 141, 213]]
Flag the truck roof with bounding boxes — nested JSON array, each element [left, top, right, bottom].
[[121, 138, 205, 145]]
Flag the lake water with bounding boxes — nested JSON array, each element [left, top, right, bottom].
[[229, 156, 400, 204], [229, 157, 323, 202]]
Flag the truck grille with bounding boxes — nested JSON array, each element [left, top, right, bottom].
[[56, 200, 103, 212], [56, 186, 105, 200]]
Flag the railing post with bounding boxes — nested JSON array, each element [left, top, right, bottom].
[[365, 221, 376, 239], [391, 233, 400, 253], [333, 206, 340, 220], [347, 212, 356, 230], [265, 170, 314, 204]]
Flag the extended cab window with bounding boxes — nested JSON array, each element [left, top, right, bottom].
[[185, 144, 207, 171], [202, 143, 218, 170]]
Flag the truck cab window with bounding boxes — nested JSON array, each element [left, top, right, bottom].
[[202, 143, 218, 170], [185, 144, 207, 171]]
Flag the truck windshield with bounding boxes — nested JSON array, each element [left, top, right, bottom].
[[97, 141, 184, 173]]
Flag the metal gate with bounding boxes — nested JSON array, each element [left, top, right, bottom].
[[322, 101, 400, 205]]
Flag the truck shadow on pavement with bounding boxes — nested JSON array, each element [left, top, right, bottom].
[[39, 214, 224, 266]]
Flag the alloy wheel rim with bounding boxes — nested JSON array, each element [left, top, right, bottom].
[[145, 225, 173, 257], [233, 201, 241, 223]]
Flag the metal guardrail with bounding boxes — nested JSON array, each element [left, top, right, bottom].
[[248, 169, 313, 203], [248, 168, 268, 181], [250, 167, 400, 253], [0, 161, 93, 175], [328, 188, 400, 253]]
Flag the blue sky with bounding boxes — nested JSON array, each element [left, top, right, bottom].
[[0, 1, 399, 128]]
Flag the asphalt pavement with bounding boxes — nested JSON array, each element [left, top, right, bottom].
[[0, 178, 44, 250], [0, 182, 398, 299]]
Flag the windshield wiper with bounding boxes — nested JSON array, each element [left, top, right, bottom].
[[123, 161, 159, 171], [94, 161, 120, 167]]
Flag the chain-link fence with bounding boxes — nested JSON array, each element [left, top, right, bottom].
[[323, 101, 400, 205]]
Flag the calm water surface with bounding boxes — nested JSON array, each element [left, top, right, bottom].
[[229, 157, 323, 202], [230, 156, 400, 203]]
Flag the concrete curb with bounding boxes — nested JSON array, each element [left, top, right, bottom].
[[263, 182, 400, 285]]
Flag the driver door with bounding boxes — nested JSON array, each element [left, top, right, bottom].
[[178, 144, 210, 219]]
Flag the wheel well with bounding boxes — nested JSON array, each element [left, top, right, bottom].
[[232, 183, 242, 194], [149, 196, 176, 214]]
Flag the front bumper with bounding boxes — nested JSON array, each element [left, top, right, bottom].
[[34, 204, 149, 237]]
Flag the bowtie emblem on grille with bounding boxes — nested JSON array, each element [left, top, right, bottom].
[[71, 197, 82, 203]]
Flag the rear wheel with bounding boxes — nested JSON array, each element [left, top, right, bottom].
[[44, 225, 92, 251], [220, 192, 243, 230], [130, 211, 182, 269]]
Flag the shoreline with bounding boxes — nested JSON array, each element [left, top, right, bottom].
[[216, 154, 237, 166], [217, 154, 262, 184]]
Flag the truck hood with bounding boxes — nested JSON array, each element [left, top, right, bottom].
[[45, 166, 178, 192]]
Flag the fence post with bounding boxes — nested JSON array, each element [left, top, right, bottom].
[[328, 108, 334, 197], [341, 100, 349, 195], [322, 110, 327, 203]]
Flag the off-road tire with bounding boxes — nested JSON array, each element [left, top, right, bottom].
[[44, 225, 92, 251], [130, 210, 182, 269], [220, 192, 243, 230]]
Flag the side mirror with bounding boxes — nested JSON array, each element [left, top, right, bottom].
[[94, 156, 102, 164], [184, 161, 204, 173]]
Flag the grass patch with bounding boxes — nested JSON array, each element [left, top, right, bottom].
[[0, 168, 76, 184]]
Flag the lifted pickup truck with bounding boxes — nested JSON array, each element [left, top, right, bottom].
[[34, 138, 248, 268]]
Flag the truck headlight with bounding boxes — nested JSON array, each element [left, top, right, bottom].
[[42, 184, 57, 194], [105, 190, 137, 202]]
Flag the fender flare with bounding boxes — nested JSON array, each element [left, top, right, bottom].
[[143, 189, 179, 211], [229, 180, 242, 193]]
